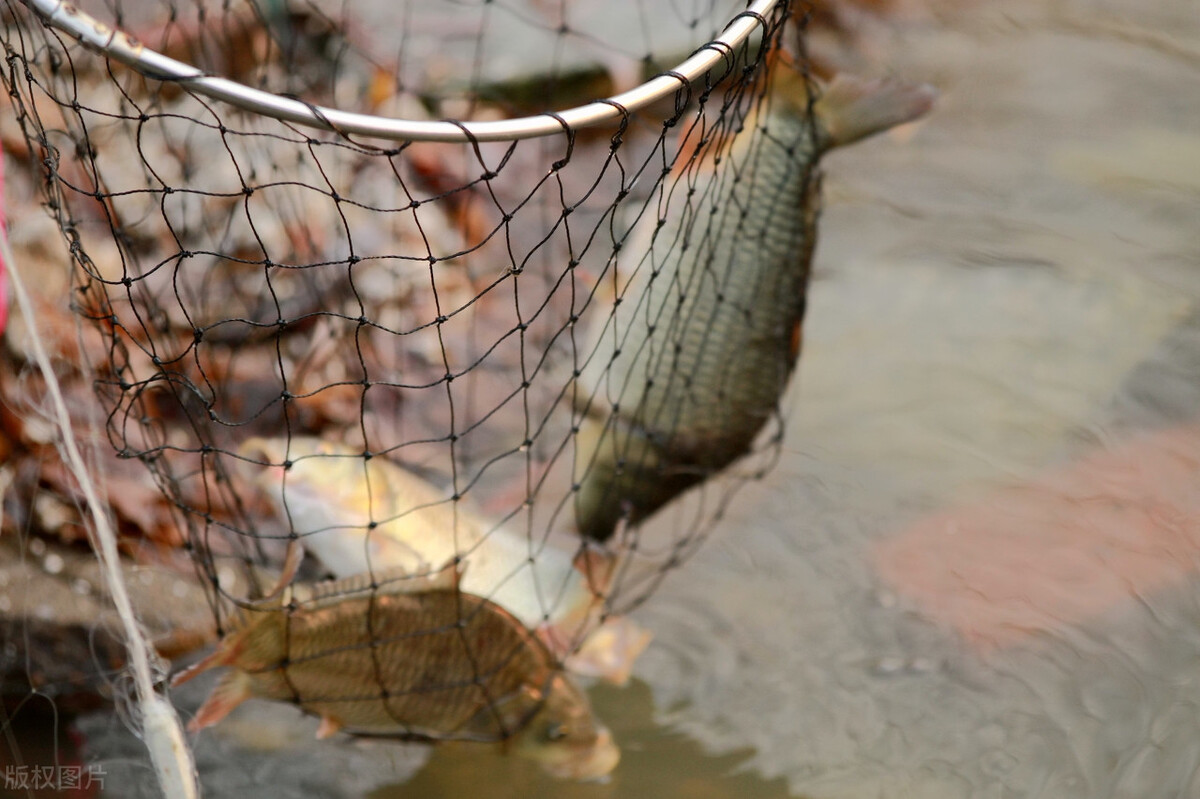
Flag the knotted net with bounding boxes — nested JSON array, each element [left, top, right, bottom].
[[0, 0, 812, 785]]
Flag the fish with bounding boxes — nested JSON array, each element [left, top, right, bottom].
[[172, 562, 620, 780], [237, 437, 643, 674], [572, 61, 936, 541]]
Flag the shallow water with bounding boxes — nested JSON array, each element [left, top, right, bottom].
[[626, 2, 1200, 797], [374, 680, 797, 799], [63, 0, 1200, 795]]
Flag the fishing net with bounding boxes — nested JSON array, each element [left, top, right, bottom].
[[0, 0, 811, 785]]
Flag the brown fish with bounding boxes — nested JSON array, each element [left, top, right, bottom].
[[573, 59, 936, 541], [172, 563, 619, 780]]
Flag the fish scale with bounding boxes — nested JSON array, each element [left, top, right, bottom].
[[207, 586, 553, 739], [574, 65, 935, 541], [631, 118, 819, 458], [174, 565, 621, 779]]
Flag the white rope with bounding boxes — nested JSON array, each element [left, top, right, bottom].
[[0, 232, 199, 799]]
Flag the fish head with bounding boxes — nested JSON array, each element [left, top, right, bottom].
[[512, 672, 620, 781]]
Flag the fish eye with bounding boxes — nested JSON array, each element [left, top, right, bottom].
[[544, 722, 567, 742]]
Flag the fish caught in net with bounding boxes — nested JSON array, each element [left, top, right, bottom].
[[0, 0, 932, 785]]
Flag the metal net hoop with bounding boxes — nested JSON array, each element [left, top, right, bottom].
[[0, 0, 804, 613], [26, 0, 783, 143], [0, 0, 810, 779]]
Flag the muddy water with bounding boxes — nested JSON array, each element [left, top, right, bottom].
[[75, 0, 1200, 796]]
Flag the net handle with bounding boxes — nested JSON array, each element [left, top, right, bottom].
[[26, 0, 781, 143]]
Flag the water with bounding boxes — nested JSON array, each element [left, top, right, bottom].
[[375, 681, 796, 799], [622, 1, 1200, 796], [61, 0, 1200, 795]]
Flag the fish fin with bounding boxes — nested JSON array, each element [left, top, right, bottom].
[[278, 537, 304, 588], [535, 622, 572, 662], [246, 537, 305, 607], [565, 617, 653, 686], [572, 544, 617, 597], [186, 671, 252, 732], [170, 633, 242, 688], [465, 684, 544, 740], [292, 559, 463, 606], [789, 319, 804, 362], [431, 557, 463, 590], [315, 715, 343, 740], [367, 558, 461, 595], [816, 74, 936, 150], [154, 625, 217, 661]]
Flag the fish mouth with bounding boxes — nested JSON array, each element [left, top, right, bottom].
[[538, 726, 621, 781]]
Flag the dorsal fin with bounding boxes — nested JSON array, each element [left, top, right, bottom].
[[285, 558, 464, 608]]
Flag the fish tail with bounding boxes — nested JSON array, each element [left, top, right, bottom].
[[185, 670, 252, 732], [816, 74, 936, 150]]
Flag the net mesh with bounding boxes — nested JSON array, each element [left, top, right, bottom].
[[0, 0, 809, 760]]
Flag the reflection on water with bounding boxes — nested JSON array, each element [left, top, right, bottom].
[[77, 676, 798, 797], [373, 680, 797, 799]]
